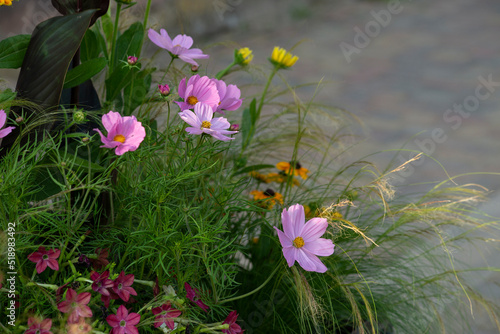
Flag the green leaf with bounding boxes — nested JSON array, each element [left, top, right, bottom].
[[105, 66, 133, 102], [0, 35, 30, 69], [15, 10, 97, 110], [80, 29, 101, 62], [63, 57, 107, 89], [114, 22, 144, 70], [0, 89, 17, 105], [241, 98, 257, 151], [51, 0, 110, 26], [122, 68, 153, 115]]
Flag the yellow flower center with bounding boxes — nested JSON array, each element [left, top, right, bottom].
[[293, 236, 305, 248], [174, 44, 181, 47], [201, 121, 211, 129], [187, 96, 199, 105], [113, 134, 126, 143]]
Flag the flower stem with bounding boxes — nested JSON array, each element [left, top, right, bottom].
[[215, 61, 236, 80], [218, 263, 281, 304], [109, 2, 122, 71], [255, 67, 278, 122], [159, 56, 175, 84]]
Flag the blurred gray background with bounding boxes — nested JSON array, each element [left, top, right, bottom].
[[1, 0, 499, 332]]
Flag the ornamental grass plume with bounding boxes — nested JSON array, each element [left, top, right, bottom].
[[27, 246, 60, 274], [0, 109, 15, 138], [178, 103, 237, 141], [274, 204, 335, 273], [148, 28, 209, 66], [94, 111, 146, 156], [176, 75, 220, 111]]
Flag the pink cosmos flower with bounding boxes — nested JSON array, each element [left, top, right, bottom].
[[112, 271, 137, 302], [94, 111, 146, 156], [274, 204, 335, 273], [107, 305, 140, 334], [178, 103, 237, 142], [148, 28, 209, 66], [57, 288, 92, 324], [151, 302, 182, 329], [212, 79, 243, 114], [222, 311, 244, 334], [27, 246, 60, 274], [25, 318, 53, 334], [0, 109, 15, 138], [91, 270, 114, 296], [175, 75, 220, 111], [184, 282, 209, 312]]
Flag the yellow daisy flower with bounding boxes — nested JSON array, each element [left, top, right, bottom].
[[236, 47, 253, 65], [276, 161, 309, 180], [0, 0, 13, 6], [249, 171, 270, 183], [270, 46, 299, 68], [250, 189, 283, 209]]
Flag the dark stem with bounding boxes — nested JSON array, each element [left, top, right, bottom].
[[70, 48, 80, 108]]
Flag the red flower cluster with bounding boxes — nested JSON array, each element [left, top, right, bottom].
[[91, 270, 137, 308]]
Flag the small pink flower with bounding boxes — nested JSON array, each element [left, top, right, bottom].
[[107, 305, 141, 334], [27, 246, 60, 274], [112, 271, 137, 302], [127, 56, 138, 65], [57, 288, 93, 324], [0, 109, 15, 138], [178, 103, 237, 142], [148, 28, 209, 66], [151, 302, 182, 329], [274, 204, 335, 273], [184, 282, 209, 312], [66, 318, 92, 334], [222, 311, 244, 334], [25, 318, 53, 334], [91, 270, 114, 296], [212, 79, 243, 114], [158, 84, 170, 96], [93, 111, 146, 156], [175, 75, 220, 111]]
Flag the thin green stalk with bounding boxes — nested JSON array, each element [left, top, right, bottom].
[[215, 61, 236, 79], [255, 67, 278, 121], [159, 57, 175, 84], [139, 0, 153, 56], [218, 263, 281, 304], [109, 2, 122, 71]]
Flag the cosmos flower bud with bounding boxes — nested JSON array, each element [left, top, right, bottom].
[[127, 56, 138, 66], [73, 110, 85, 124], [230, 123, 239, 131], [158, 84, 170, 96], [191, 64, 199, 72]]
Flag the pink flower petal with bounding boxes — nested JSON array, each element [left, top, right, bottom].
[[274, 227, 292, 248], [288, 204, 306, 237], [304, 238, 335, 256], [106, 314, 120, 327], [35, 260, 48, 274], [102, 111, 122, 132], [301, 217, 328, 242], [295, 248, 322, 272], [178, 110, 201, 128], [282, 247, 297, 267], [126, 312, 141, 326]]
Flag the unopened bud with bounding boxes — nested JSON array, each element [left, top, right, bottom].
[[191, 64, 199, 72], [15, 116, 23, 123], [158, 84, 170, 96], [73, 110, 85, 123], [127, 56, 138, 65], [82, 137, 90, 143], [229, 123, 239, 131]]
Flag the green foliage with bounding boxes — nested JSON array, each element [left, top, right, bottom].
[[0, 35, 30, 69]]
